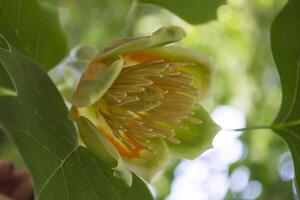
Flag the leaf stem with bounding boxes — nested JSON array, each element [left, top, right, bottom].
[[121, 0, 138, 37], [223, 119, 300, 132], [223, 125, 272, 132]]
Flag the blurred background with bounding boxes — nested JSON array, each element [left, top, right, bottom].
[[0, 0, 295, 199]]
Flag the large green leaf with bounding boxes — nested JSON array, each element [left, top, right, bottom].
[[0, 0, 67, 70], [139, 0, 226, 24], [271, 0, 300, 194], [0, 42, 153, 199]]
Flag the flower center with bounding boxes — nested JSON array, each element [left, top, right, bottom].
[[96, 61, 202, 154]]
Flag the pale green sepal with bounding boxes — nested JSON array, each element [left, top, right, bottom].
[[72, 59, 123, 107], [96, 26, 186, 61], [77, 116, 117, 166], [167, 105, 220, 160], [76, 107, 133, 186], [124, 139, 170, 182]]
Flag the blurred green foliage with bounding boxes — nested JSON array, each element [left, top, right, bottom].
[[139, 0, 226, 24], [0, 0, 295, 199], [57, 0, 132, 47]]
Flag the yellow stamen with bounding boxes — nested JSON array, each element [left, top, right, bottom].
[[97, 61, 201, 157]]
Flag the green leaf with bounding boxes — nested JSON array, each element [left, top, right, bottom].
[[0, 0, 68, 70], [139, 0, 226, 24], [271, 0, 300, 194], [0, 35, 15, 96], [0, 63, 16, 96], [0, 67, 15, 96], [0, 42, 153, 199]]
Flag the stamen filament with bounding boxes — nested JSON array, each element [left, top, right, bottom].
[[98, 61, 201, 154]]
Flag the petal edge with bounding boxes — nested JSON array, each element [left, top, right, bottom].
[[167, 105, 220, 160]]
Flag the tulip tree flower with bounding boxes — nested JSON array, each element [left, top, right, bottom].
[[69, 26, 220, 186]]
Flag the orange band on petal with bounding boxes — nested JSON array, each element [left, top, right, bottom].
[[96, 126, 142, 159], [84, 62, 107, 79], [123, 52, 166, 64]]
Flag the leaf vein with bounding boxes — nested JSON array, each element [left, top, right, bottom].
[[76, 151, 100, 200], [61, 166, 69, 200], [281, 25, 300, 122], [37, 146, 79, 199], [86, 154, 124, 200], [15, 129, 62, 161]]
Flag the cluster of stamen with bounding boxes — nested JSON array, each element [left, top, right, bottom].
[[96, 60, 202, 153]]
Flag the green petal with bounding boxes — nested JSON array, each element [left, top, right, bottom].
[[94, 26, 186, 62], [75, 107, 133, 186], [124, 139, 170, 182], [72, 59, 123, 107], [167, 105, 220, 160], [135, 46, 213, 100], [72, 27, 187, 107]]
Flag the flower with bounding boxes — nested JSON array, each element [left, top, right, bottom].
[[0, 160, 33, 200], [69, 26, 219, 186]]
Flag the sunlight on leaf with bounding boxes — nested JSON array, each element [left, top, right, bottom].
[[0, 35, 15, 96]]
